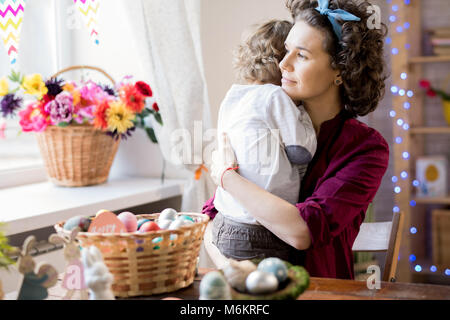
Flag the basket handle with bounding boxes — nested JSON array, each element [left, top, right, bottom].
[[51, 65, 115, 85]]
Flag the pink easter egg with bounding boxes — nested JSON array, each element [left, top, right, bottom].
[[139, 221, 160, 233], [117, 211, 138, 232]]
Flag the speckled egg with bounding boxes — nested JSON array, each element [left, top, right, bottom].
[[117, 211, 138, 232], [257, 257, 288, 283], [64, 215, 91, 232], [199, 271, 232, 300], [157, 219, 172, 230], [245, 270, 278, 294], [159, 208, 178, 221], [137, 219, 150, 230]]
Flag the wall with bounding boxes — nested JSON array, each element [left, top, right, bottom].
[[200, 0, 291, 124]]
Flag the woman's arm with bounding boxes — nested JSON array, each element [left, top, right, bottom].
[[221, 169, 311, 250]]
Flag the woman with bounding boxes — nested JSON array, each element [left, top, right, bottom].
[[203, 0, 389, 280]]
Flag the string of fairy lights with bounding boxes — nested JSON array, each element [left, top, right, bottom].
[[386, 0, 450, 277]]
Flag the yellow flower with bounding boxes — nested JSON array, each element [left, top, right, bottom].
[[22, 74, 48, 99], [0, 77, 8, 96], [106, 100, 135, 134]]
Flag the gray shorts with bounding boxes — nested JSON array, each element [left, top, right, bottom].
[[212, 212, 298, 262]]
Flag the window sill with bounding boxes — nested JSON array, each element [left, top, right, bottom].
[[0, 176, 186, 236]]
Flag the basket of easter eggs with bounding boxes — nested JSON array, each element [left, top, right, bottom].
[[199, 258, 310, 300], [54, 208, 209, 298]]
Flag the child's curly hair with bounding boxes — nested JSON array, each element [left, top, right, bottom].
[[233, 19, 293, 85], [286, 0, 388, 117]]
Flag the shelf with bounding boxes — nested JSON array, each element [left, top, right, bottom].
[[413, 196, 450, 205], [410, 127, 450, 134], [408, 55, 450, 64]]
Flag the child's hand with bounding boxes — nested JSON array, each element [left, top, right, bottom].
[[210, 133, 237, 186]]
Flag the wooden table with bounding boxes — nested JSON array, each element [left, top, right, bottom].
[[38, 268, 450, 300]]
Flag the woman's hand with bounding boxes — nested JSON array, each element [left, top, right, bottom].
[[210, 133, 237, 186]]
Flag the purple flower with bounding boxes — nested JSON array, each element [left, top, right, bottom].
[[44, 92, 73, 125], [1, 93, 23, 118], [45, 77, 64, 97]]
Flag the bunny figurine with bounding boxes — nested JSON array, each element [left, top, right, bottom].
[[16, 236, 58, 300], [49, 227, 88, 300], [81, 245, 115, 300]]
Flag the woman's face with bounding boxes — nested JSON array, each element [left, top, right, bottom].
[[279, 20, 339, 104]]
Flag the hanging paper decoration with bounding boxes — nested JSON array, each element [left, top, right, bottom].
[[0, 0, 26, 66], [74, 0, 100, 45]]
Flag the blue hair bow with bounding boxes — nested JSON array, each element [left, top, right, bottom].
[[315, 0, 361, 41]]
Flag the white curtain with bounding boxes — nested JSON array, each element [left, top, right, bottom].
[[121, 0, 217, 214]]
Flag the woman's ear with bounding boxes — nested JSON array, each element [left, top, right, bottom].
[[334, 74, 343, 86]]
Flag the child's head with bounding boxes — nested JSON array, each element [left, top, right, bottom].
[[233, 19, 293, 86]]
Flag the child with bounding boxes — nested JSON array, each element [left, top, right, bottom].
[[212, 20, 317, 261]]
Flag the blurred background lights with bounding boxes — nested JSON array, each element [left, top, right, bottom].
[[397, 118, 404, 126], [430, 266, 437, 272], [401, 72, 407, 80], [412, 180, 420, 187], [390, 110, 396, 117], [403, 102, 411, 109], [402, 151, 410, 159], [407, 90, 414, 97], [403, 123, 410, 130], [394, 186, 401, 193], [409, 254, 416, 262], [410, 227, 417, 234], [401, 171, 408, 179], [392, 47, 399, 55], [409, 200, 416, 207], [391, 85, 399, 93], [393, 206, 400, 213], [415, 265, 422, 272], [395, 136, 403, 144]]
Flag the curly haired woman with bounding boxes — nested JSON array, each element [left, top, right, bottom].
[[202, 0, 389, 280]]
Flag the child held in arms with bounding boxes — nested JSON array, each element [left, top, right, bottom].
[[212, 19, 317, 261]]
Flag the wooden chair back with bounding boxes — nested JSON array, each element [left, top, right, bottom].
[[352, 211, 404, 282]]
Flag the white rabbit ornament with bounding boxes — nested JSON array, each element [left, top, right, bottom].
[[49, 227, 88, 300], [82, 245, 115, 300]]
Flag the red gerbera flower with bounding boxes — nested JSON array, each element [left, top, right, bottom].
[[135, 81, 152, 97], [120, 84, 145, 113], [93, 99, 111, 130], [426, 89, 437, 97], [152, 102, 159, 112], [419, 79, 431, 89]]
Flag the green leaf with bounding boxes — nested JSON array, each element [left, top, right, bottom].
[[154, 112, 163, 126], [145, 127, 158, 143], [57, 122, 69, 127]]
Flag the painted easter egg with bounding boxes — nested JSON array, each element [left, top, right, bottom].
[[223, 259, 257, 292], [159, 208, 178, 221], [245, 270, 278, 294], [178, 215, 195, 223], [257, 257, 288, 283], [168, 219, 189, 230], [95, 209, 112, 217], [157, 219, 172, 230], [199, 271, 232, 300], [64, 215, 91, 232], [139, 221, 160, 233], [137, 219, 150, 230], [117, 212, 138, 232]]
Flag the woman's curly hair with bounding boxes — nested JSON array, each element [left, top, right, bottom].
[[233, 19, 293, 85], [286, 0, 388, 117]]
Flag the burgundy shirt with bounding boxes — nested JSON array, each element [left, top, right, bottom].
[[202, 109, 389, 279]]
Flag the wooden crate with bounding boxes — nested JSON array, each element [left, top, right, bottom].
[[432, 210, 450, 266]]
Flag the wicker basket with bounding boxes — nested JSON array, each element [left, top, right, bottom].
[[36, 66, 119, 187], [54, 212, 210, 298]]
